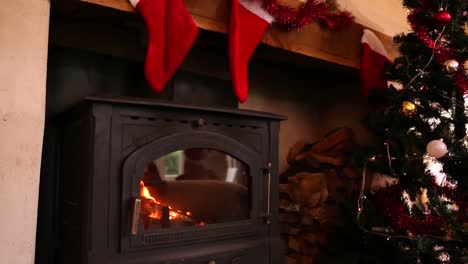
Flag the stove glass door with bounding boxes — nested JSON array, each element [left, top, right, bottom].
[[139, 148, 250, 230]]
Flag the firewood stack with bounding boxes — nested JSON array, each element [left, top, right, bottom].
[[279, 127, 361, 263]]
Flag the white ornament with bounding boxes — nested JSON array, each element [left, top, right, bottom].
[[426, 140, 448, 158]]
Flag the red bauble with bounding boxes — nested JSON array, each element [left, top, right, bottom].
[[434, 10, 452, 26]]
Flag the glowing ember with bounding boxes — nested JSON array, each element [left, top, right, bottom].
[[148, 211, 162, 219], [139, 181, 197, 222]]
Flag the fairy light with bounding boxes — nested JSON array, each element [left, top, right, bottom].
[[356, 155, 463, 243]]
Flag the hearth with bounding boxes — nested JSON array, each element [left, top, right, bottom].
[[50, 96, 285, 264]]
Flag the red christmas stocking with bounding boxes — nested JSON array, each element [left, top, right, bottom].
[[130, 0, 199, 92], [360, 29, 390, 98], [229, 0, 274, 103]]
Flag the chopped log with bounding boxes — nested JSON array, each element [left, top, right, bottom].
[[311, 127, 355, 153], [290, 173, 327, 204], [279, 198, 291, 208], [301, 232, 320, 245], [300, 221, 322, 233], [302, 206, 341, 225], [308, 152, 346, 166], [287, 141, 308, 165], [279, 184, 290, 194], [288, 175, 300, 184], [304, 191, 328, 208], [331, 138, 355, 150], [279, 212, 301, 224], [327, 141, 355, 156], [282, 164, 323, 180], [280, 200, 300, 212], [285, 256, 296, 264], [281, 128, 360, 263], [297, 255, 314, 264], [279, 192, 291, 201], [285, 226, 300, 236], [305, 231, 329, 245], [290, 128, 356, 167], [301, 207, 325, 224], [307, 205, 340, 219], [303, 154, 321, 169], [300, 246, 321, 259], [300, 214, 320, 226], [288, 237, 302, 252], [324, 169, 345, 194]]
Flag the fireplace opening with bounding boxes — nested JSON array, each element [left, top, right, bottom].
[[139, 148, 250, 230]]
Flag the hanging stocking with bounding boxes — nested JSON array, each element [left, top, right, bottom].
[[360, 29, 390, 98], [130, 0, 199, 92], [229, 0, 274, 103]]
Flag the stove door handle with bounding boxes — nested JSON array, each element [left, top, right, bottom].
[[263, 162, 272, 224], [131, 198, 141, 236]]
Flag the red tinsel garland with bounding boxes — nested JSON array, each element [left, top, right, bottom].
[[408, 10, 468, 94], [262, 0, 354, 31], [373, 179, 466, 237], [373, 183, 445, 236]]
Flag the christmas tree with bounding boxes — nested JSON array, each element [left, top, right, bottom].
[[359, 0, 467, 263]]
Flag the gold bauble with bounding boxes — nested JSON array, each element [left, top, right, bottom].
[[444, 59, 459, 74], [402, 101, 417, 116]]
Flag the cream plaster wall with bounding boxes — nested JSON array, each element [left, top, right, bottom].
[[338, 0, 410, 36], [0, 0, 50, 263]]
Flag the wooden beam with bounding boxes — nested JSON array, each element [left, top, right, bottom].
[[79, 0, 398, 69]]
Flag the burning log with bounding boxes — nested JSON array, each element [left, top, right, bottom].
[[140, 179, 249, 229], [140, 181, 200, 228], [141, 199, 195, 221], [145, 180, 249, 223]]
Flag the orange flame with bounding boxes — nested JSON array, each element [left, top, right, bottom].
[[139, 181, 192, 221], [140, 181, 156, 202]]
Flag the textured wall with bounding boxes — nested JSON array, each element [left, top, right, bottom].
[[241, 63, 372, 172], [339, 0, 410, 36], [0, 0, 50, 263]]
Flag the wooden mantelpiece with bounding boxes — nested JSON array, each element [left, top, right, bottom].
[[61, 0, 398, 69]]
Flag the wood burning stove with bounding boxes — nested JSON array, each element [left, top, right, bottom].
[[53, 96, 285, 264]]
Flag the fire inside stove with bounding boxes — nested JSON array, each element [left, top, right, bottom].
[[138, 148, 250, 230], [140, 180, 206, 227]]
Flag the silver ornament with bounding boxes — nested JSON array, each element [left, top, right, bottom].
[[444, 59, 459, 74]]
